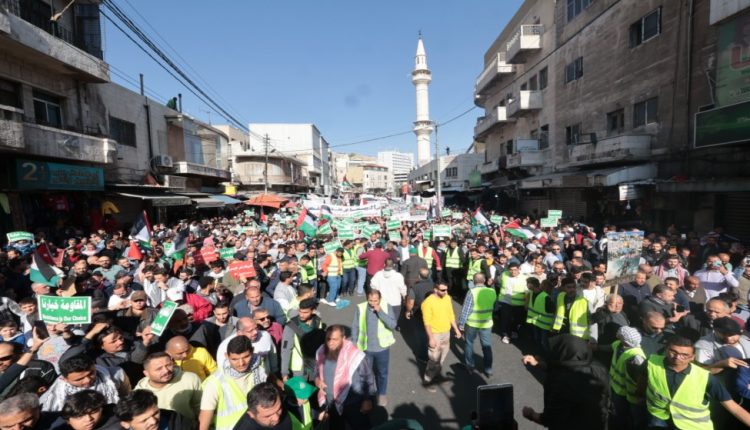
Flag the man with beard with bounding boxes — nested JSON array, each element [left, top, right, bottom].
[[205, 300, 239, 342], [281, 299, 325, 382], [41, 354, 129, 411], [134, 352, 202, 425], [314, 325, 376, 430], [232, 383, 303, 430], [200, 336, 270, 430]]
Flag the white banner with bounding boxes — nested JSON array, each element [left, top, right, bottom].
[[302, 200, 381, 218]]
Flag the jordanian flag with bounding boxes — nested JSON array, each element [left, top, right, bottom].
[[165, 228, 189, 260], [30, 247, 62, 286], [296, 208, 317, 237], [504, 220, 534, 239], [129, 211, 152, 246]]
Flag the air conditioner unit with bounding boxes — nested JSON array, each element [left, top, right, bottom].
[[153, 155, 173, 168]]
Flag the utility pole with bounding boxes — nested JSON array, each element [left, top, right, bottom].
[[434, 124, 442, 217], [263, 134, 270, 194]]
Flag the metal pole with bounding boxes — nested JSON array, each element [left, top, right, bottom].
[[263, 134, 269, 194], [434, 124, 442, 216]]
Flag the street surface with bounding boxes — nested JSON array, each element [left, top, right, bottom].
[[318, 295, 545, 430]]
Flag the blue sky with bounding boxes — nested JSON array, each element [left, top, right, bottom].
[[103, 0, 524, 158]]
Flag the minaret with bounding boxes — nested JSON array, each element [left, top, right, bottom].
[[412, 33, 433, 167]]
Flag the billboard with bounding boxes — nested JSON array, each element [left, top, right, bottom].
[[716, 13, 750, 107], [694, 100, 750, 148]]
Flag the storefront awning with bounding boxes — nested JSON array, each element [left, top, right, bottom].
[[113, 192, 191, 207], [192, 197, 224, 208], [210, 194, 243, 205], [586, 164, 657, 187]]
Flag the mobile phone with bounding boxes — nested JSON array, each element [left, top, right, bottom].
[[676, 305, 686, 313], [33, 320, 50, 340], [477, 383, 514, 430]]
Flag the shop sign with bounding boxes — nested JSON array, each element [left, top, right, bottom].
[[150, 301, 178, 336], [16, 159, 104, 191], [38, 296, 91, 324], [694, 100, 750, 148]]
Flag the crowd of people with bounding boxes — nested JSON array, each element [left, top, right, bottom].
[[0, 203, 749, 430]]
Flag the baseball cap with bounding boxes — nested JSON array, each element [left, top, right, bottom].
[[166, 286, 185, 301], [714, 317, 742, 336], [131, 290, 148, 301]]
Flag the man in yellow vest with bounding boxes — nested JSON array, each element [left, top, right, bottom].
[[341, 240, 358, 296], [418, 238, 442, 280], [442, 239, 465, 298], [284, 376, 321, 430], [525, 277, 554, 354], [465, 248, 487, 290], [351, 289, 397, 407], [280, 298, 326, 382], [498, 262, 528, 344], [320, 248, 344, 306], [458, 273, 497, 376], [643, 336, 750, 429], [299, 254, 318, 292], [199, 336, 270, 430], [233, 382, 307, 430], [552, 277, 590, 340], [610, 326, 646, 430]]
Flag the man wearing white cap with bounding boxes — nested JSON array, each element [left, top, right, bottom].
[[166, 286, 213, 322]]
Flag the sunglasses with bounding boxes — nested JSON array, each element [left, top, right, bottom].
[[132, 299, 146, 303], [0, 354, 14, 362], [255, 316, 270, 321]]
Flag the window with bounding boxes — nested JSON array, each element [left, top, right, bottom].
[[633, 97, 658, 127], [0, 79, 21, 109], [567, 0, 593, 22], [566, 123, 582, 145], [539, 67, 548, 90], [505, 140, 514, 155], [109, 116, 136, 147], [606, 109, 625, 134], [565, 57, 584, 83], [529, 76, 538, 91], [446, 167, 458, 178], [630, 8, 661, 47], [32, 90, 62, 128], [520, 82, 528, 91], [540, 124, 550, 149]]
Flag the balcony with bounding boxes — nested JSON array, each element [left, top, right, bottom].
[[506, 24, 543, 63], [174, 161, 231, 180], [475, 52, 516, 96], [479, 159, 499, 175], [504, 140, 549, 169], [507, 90, 543, 117], [0, 1, 109, 83], [567, 135, 652, 167], [23, 122, 116, 163], [474, 106, 514, 140], [0, 107, 24, 150]]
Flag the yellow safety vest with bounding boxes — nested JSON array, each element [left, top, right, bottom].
[[610, 340, 646, 404], [646, 355, 712, 430], [466, 258, 483, 280], [300, 262, 316, 283], [299, 403, 312, 430], [342, 249, 357, 269], [418, 246, 434, 267], [326, 255, 341, 276], [552, 294, 590, 339], [356, 302, 395, 351], [526, 291, 553, 331], [466, 286, 497, 329], [501, 272, 528, 306], [203, 370, 253, 430], [445, 248, 461, 269], [356, 246, 367, 267]]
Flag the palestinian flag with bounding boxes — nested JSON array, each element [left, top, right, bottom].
[[341, 175, 353, 189], [296, 208, 317, 237], [165, 228, 189, 260], [319, 205, 334, 223], [129, 211, 152, 244], [504, 220, 534, 239], [472, 208, 490, 226], [30, 248, 62, 286]]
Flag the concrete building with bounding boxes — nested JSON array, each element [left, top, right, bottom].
[[412, 35, 433, 167], [407, 153, 484, 203], [377, 150, 414, 189], [248, 123, 333, 195], [361, 164, 392, 194], [475, 0, 750, 238]]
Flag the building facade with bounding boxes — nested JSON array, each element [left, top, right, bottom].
[[377, 150, 414, 190], [475, 0, 750, 238], [407, 153, 484, 204]]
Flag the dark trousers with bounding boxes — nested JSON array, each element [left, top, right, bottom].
[[498, 302, 526, 337], [342, 268, 357, 295], [328, 399, 370, 430], [444, 267, 464, 298], [365, 349, 390, 395], [364, 273, 373, 293]]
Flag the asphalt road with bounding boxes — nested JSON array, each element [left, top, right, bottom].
[[318, 294, 545, 430]]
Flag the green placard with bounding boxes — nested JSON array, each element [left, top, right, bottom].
[[363, 224, 380, 237], [490, 215, 503, 225], [540, 217, 557, 228], [338, 228, 355, 240], [6, 231, 34, 242], [316, 223, 332, 236], [388, 231, 401, 242], [432, 225, 452, 237], [547, 210, 563, 218], [441, 209, 451, 217], [351, 210, 365, 219], [38, 295, 91, 324], [220, 247, 236, 260], [452, 212, 464, 220], [150, 301, 178, 336], [381, 208, 392, 217], [386, 220, 401, 230], [323, 241, 342, 254], [423, 230, 432, 240], [243, 209, 255, 216]]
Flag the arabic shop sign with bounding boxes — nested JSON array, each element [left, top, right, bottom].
[[16, 159, 104, 191]]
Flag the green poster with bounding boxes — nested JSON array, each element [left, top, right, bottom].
[[386, 220, 401, 230], [220, 247, 236, 260], [540, 217, 557, 228], [151, 301, 178, 336], [547, 210, 562, 218], [490, 215, 503, 225], [433, 225, 451, 237], [363, 224, 380, 237], [452, 212, 464, 220], [338, 227, 355, 240], [423, 230, 432, 240], [316, 223, 332, 236], [38, 296, 91, 324], [6, 231, 33, 242], [441, 209, 451, 217], [351, 211, 365, 219], [381, 208, 392, 217], [388, 231, 401, 242], [323, 241, 343, 254]]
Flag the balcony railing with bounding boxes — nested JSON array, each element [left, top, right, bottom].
[[505, 147, 550, 169], [567, 135, 652, 167], [475, 52, 516, 95], [506, 24, 543, 63], [507, 90, 543, 117], [23, 122, 116, 163], [474, 106, 513, 140]]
